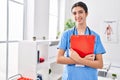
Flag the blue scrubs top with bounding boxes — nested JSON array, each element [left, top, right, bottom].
[[57, 27, 106, 80]]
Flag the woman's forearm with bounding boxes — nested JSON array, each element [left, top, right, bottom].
[[57, 56, 78, 64], [57, 49, 78, 64], [80, 58, 103, 69], [79, 54, 103, 69]]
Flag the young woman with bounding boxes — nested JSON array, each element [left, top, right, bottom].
[[57, 1, 106, 80]]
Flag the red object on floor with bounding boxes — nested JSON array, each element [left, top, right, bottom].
[[17, 77, 32, 80], [39, 57, 45, 63]]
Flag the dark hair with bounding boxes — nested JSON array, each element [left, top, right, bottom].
[[71, 1, 88, 13]]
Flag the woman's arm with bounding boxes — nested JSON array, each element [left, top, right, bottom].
[[56, 49, 78, 64], [82, 54, 103, 69], [70, 49, 103, 69]]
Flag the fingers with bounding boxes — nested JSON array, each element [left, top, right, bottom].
[[84, 54, 95, 61], [69, 48, 81, 61], [88, 54, 95, 57], [70, 48, 74, 53]]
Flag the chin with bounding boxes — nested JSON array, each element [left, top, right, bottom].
[[77, 22, 83, 24]]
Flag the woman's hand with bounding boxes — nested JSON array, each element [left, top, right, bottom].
[[69, 49, 81, 63], [84, 54, 95, 61], [70, 49, 95, 63]]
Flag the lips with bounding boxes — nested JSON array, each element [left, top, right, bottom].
[[76, 17, 82, 22]]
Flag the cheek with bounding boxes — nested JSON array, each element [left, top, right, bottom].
[[75, 18, 77, 21], [83, 14, 87, 18], [72, 16, 77, 20]]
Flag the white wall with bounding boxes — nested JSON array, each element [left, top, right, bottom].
[[34, 0, 49, 40], [24, 0, 34, 40], [65, 0, 120, 66], [24, 0, 49, 40]]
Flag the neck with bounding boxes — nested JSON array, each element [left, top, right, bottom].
[[76, 22, 86, 29], [76, 23, 87, 35]]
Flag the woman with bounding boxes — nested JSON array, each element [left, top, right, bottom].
[[57, 1, 106, 80]]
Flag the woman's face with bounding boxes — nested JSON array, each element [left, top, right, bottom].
[[72, 6, 88, 25]]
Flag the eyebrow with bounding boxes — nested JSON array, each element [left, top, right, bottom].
[[72, 9, 84, 12]]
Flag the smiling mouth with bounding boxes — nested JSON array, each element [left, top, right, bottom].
[[76, 17, 82, 21], [77, 19, 82, 22]]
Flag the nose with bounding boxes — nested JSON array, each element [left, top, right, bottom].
[[75, 12, 80, 18]]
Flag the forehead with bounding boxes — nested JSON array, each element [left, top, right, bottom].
[[72, 6, 84, 12]]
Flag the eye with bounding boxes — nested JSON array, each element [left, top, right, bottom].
[[78, 10, 83, 14], [72, 12, 76, 15]]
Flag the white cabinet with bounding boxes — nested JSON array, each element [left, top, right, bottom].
[[18, 40, 63, 80]]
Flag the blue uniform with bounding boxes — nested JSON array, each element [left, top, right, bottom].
[[57, 27, 106, 80]]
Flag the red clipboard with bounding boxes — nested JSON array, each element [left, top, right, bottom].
[[70, 35, 95, 58]]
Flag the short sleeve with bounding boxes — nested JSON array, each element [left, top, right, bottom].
[[94, 35, 106, 54], [57, 31, 68, 51]]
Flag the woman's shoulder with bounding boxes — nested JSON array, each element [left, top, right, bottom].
[[90, 30, 100, 37], [63, 27, 74, 35]]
